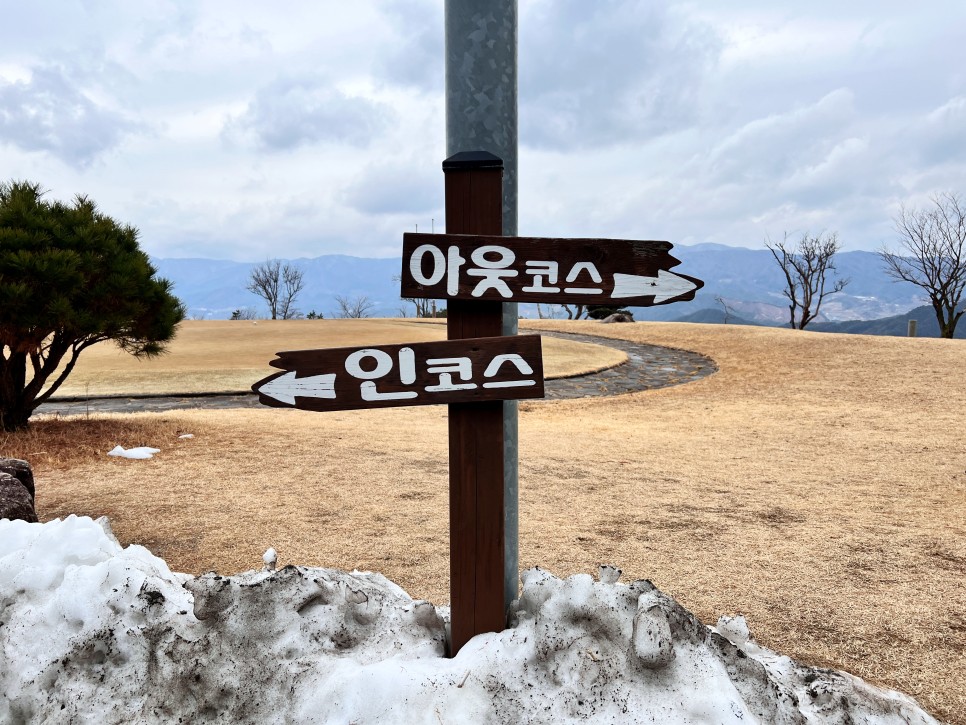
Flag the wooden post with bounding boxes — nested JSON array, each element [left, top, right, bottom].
[[908, 319, 917, 337], [444, 150, 506, 655]]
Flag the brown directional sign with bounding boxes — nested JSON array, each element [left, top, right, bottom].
[[252, 335, 544, 412], [400, 232, 703, 306]]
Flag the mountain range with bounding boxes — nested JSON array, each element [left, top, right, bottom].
[[625, 243, 923, 324], [152, 243, 955, 337]]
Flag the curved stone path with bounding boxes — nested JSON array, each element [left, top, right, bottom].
[[539, 330, 716, 400], [35, 330, 717, 416]]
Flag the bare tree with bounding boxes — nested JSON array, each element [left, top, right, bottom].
[[334, 295, 375, 319], [879, 192, 966, 339], [714, 295, 734, 324], [561, 303, 587, 320], [278, 263, 305, 320], [247, 260, 280, 318], [393, 274, 434, 318], [403, 297, 433, 318], [766, 231, 849, 330], [246, 260, 305, 320], [535, 303, 566, 320]]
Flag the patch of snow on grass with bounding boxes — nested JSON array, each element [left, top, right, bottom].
[[106, 446, 161, 459]]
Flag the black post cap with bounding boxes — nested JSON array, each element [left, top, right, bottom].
[[443, 150, 504, 171]]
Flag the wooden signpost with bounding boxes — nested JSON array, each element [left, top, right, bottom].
[[440, 152, 508, 656], [252, 150, 704, 657]]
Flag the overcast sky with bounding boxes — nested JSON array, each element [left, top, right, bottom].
[[1, 1, 964, 260]]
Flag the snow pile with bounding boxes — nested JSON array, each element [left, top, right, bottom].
[[0, 517, 938, 724], [106, 446, 161, 460]]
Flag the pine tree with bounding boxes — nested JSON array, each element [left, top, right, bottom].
[[0, 181, 186, 430]]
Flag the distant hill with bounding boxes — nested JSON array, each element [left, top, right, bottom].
[[152, 256, 403, 319], [673, 304, 964, 339], [629, 245, 924, 325], [152, 243, 928, 325], [810, 305, 965, 339], [671, 308, 760, 326]]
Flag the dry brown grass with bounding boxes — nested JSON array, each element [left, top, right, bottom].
[[0, 417, 193, 470], [4, 321, 964, 723], [50, 319, 625, 396]]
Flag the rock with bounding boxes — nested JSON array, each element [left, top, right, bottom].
[[601, 312, 635, 323], [0, 472, 37, 523], [0, 458, 34, 501]]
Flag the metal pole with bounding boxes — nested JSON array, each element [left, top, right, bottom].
[[445, 0, 520, 616]]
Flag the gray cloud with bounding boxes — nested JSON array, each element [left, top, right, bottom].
[[519, 0, 721, 150], [229, 75, 394, 151], [377, 0, 443, 91], [707, 89, 858, 184], [342, 161, 441, 216], [915, 96, 966, 164], [0, 65, 140, 168]]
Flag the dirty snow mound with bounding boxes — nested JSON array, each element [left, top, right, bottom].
[[0, 517, 938, 724]]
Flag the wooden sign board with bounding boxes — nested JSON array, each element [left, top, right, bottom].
[[400, 232, 704, 306], [252, 335, 544, 412]]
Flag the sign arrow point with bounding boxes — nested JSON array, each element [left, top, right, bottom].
[[611, 270, 698, 303], [255, 371, 336, 406]]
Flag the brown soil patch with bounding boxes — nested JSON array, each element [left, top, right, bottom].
[[49, 319, 625, 396], [5, 321, 964, 723]]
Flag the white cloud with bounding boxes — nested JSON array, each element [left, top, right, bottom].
[[0, 65, 142, 168], [707, 89, 858, 183], [226, 75, 394, 151], [0, 1, 964, 258], [916, 96, 966, 164], [520, 0, 720, 150]]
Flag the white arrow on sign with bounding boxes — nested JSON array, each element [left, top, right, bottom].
[[256, 371, 336, 406], [611, 270, 699, 303]]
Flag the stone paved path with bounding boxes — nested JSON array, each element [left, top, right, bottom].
[[36, 330, 716, 416], [539, 330, 716, 400]]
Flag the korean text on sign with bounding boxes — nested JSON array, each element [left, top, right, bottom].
[[408, 242, 605, 300], [253, 336, 546, 412]]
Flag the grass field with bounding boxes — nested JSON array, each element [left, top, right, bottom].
[[4, 320, 964, 723]]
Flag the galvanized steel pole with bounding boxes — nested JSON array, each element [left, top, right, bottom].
[[444, 0, 519, 614]]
